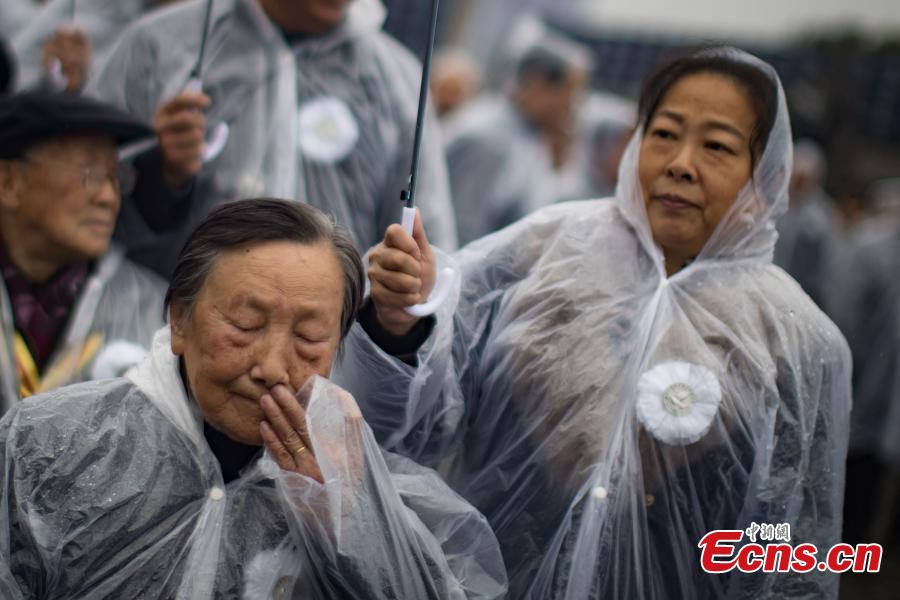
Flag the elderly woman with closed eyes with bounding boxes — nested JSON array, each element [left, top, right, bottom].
[[346, 47, 852, 598], [0, 198, 506, 599]]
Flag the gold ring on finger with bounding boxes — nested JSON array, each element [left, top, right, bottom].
[[294, 445, 307, 456]]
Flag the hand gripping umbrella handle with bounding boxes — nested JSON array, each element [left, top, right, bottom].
[[47, 57, 68, 91], [46, 16, 78, 91], [117, 78, 229, 163], [401, 207, 454, 317], [184, 77, 229, 162]]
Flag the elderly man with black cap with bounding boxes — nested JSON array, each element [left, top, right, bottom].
[[0, 92, 166, 412]]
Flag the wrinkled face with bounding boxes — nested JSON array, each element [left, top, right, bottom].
[[0, 135, 120, 262], [170, 240, 345, 445], [639, 72, 756, 264], [259, 0, 351, 33]]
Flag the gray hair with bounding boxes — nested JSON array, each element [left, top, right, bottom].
[[164, 198, 364, 341]]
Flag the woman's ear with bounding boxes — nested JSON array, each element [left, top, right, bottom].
[[169, 304, 188, 356], [0, 161, 24, 210]]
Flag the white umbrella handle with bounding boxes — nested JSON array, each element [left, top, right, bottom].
[[400, 206, 454, 317], [47, 57, 68, 91], [119, 78, 230, 163], [184, 77, 229, 162], [45, 21, 80, 91]]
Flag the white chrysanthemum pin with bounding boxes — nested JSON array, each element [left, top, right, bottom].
[[297, 96, 360, 163], [242, 548, 299, 600], [635, 361, 722, 445], [91, 340, 148, 380]]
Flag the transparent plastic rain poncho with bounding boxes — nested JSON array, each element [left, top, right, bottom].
[[11, 0, 151, 91], [0, 328, 507, 598], [88, 0, 456, 274], [443, 96, 558, 246], [0, 247, 165, 414], [338, 49, 852, 598]]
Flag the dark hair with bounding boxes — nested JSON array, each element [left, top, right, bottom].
[[637, 48, 778, 164], [165, 198, 364, 340], [517, 46, 570, 85], [515, 37, 591, 86]]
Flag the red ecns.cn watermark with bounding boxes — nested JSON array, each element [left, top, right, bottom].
[[698, 523, 882, 574]]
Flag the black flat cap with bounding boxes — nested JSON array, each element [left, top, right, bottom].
[[0, 91, 153, 160]]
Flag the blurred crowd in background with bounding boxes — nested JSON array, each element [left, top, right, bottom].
[[1, 1, 899, 597]]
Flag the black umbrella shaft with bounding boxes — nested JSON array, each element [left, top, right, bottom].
[[402, 0, 441, 208], [193, 0, 215, 79]]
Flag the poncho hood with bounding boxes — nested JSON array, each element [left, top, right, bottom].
[[615, 47, 793, 274]]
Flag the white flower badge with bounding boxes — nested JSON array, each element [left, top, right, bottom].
[[635, 361, 722, 445], [90, 340, 148, 380], [242, 548, 300, 600], [297, 96, 360, 164]]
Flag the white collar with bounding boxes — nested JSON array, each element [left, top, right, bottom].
[[126, 327, 205, 446]]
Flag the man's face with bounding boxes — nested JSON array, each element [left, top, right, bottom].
[[517, 68, 586, 132], [170, 240, 345, 445], [258, 0, 352, 34], [0, 135, 121, 264]]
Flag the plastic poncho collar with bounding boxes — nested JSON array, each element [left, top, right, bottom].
[[338, 48, 851, 598], [0, 327, 507, 598]]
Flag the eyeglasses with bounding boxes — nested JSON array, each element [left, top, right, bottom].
[[23, 156, 137, 197]]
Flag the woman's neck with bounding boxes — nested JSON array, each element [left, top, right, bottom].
[[664, 253, 689, 277], [0, 220, 64, 284]]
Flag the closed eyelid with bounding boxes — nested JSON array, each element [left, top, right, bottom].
[[223, 294, 269, 315], [294, 329, 330, 343], [227, 321, 262, 334], [218, 306, 264, 327]]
